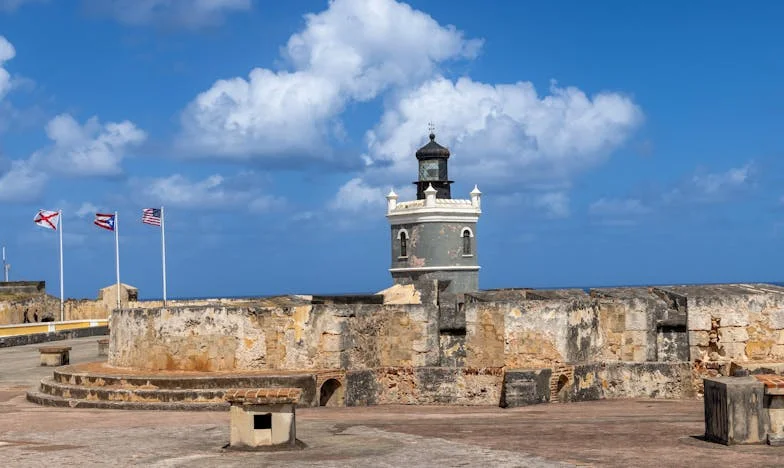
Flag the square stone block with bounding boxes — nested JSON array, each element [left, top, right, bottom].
[[688, 307, 711, 331], [38, 347, 71, 367], [500, 369, 552, 408], [704, 377, 769, 445], [719, 326, 749, 343], [624, 309, 647, 331]]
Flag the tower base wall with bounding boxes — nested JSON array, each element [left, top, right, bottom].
[[391, 270, 478, 295]]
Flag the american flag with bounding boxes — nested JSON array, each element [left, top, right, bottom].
[[142, 208, 161, 227]]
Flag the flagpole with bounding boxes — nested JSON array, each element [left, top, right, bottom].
[[114, 211, 121, 312], [58, 209, 64, 322], [161, 206, 167, 306]]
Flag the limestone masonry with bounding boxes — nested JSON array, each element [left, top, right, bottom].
[[22, 133, 784, 411]]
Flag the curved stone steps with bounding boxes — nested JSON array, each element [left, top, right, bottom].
[[38, 378, 229, 404], [25, 390, 228, 411], [53, 366, 318, 392], [28, 364, 325, 409]]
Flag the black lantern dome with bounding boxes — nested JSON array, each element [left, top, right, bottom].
[[414, 133, 453, 200], [416, 133, 451, 160]]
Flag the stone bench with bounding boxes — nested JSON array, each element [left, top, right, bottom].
[[97, 338, 110, 356], [38, 346, 71, 367], [224, 388, 302, 450]]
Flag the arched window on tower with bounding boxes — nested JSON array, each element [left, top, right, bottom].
[[462, 228, 473, 256], [398, 230, 408, 258]]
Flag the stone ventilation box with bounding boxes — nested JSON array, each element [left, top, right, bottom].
[[224, 388, 302, 450]]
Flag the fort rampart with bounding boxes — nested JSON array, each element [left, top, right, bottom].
[[105, 283, 784, 405]]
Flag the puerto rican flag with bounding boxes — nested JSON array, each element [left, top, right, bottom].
[[33, 210, 60, 231], [94, 213, 116, 231]]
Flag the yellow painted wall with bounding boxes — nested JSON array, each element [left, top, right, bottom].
[[0, 319, 108, 337]]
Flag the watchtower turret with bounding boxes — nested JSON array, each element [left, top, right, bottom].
[[386, 133, 482, 294]]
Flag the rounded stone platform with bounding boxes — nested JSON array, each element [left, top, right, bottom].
[[26, 362, 329, 410]]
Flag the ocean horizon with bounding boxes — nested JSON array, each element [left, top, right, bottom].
[[136, 281, 784, 302]]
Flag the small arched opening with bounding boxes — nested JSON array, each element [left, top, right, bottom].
[[461, 227, 473, 256], [319, 378, 345, 407], [397, 229, 408, 258], [556, 374, 569, 394]]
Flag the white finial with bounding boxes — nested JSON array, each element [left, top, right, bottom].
[[470, 185, 482, 208], [386, 188, 398, 212], [424, 183, 437, 207]]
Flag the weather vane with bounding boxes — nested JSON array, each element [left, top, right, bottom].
[[427, 121, 435, 135]]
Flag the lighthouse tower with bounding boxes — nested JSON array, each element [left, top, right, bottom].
[[386, 132, 482, 294]]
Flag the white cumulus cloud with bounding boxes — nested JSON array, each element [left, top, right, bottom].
[[177, 0, 481, 160], [0, 35, 16, 101], [75, 201, 100, 218], [663, 163, 755, 204], [361, 77, 643, 187], [0, 114, 145, 203], [330, 77, 642, 215], [0, 159, 47, 202], [83, 0, 250, 28], [328, 177, 387, 212], [32, 114, 147, 177], [532, 192, 570, 219], [692, 164, 752, 196], [133, 171, 282, 212]]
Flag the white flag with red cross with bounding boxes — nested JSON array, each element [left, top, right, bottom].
[[34, 210, 60, 231]]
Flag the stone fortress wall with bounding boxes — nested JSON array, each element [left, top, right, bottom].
[[107, 282, 784, 406], [0, 281, 258, 325]]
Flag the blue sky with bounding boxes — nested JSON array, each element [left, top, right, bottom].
[[0, 0, 782, 299]]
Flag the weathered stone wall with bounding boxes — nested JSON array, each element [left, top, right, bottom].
[[564, 362, 695, 402], [465, 285, 753, 371], [109, 302, 437, 372], [0, 286, 259, 325], [464, 296, 610, 369], [64, 299, 110, 321], [675, 284, 784, 363], [0, 295, 58, 325], [0, 281, 45, 295], [345, 367, 502, 406]]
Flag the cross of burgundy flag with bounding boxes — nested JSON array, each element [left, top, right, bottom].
[[33, 210, 60, 230], [94, 213, 116, 231]]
